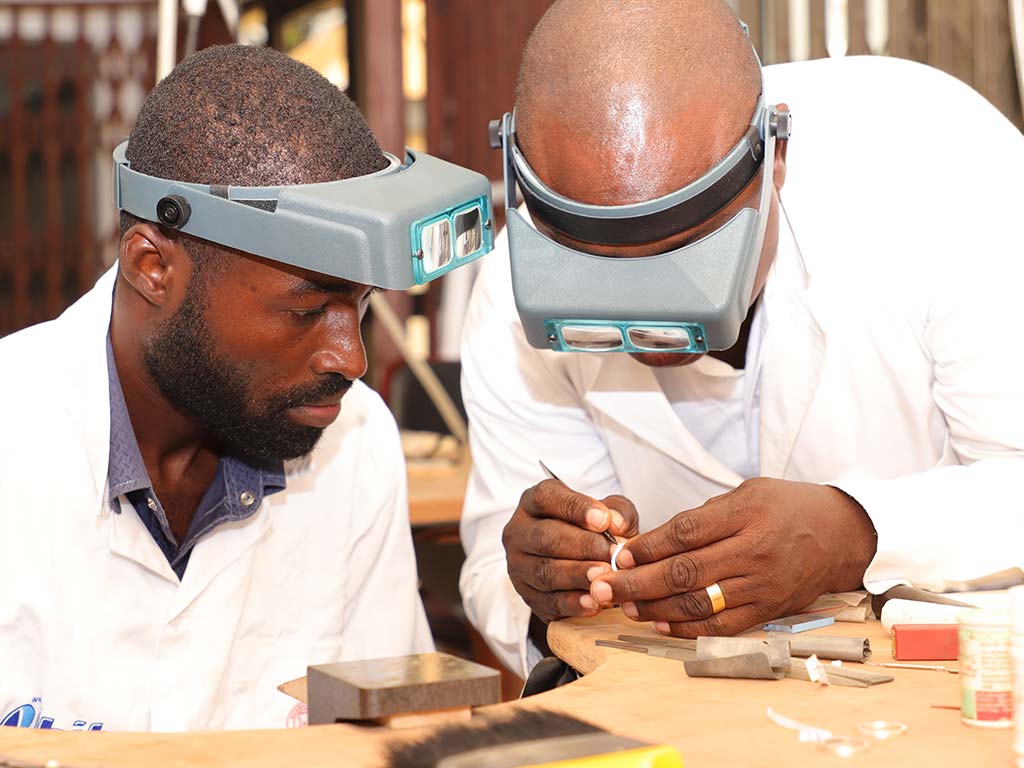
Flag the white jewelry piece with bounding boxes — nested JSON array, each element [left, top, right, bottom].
[[611, 540, 627, 572]]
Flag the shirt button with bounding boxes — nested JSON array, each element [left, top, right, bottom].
[[146, 497, 158, 512], [239, 491, 256, 507]]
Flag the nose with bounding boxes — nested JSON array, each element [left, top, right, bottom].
[[310, 316, 368, 381]]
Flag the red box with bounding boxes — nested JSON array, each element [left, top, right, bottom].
[[891, 623, 959, 661]]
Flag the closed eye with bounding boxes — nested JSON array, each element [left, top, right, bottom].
[[288, 304, 328, 320]]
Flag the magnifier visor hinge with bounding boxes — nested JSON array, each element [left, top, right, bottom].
[[488, 119, 503, 150], [156, 195, 191, 229], [771, 109, 792, 140]]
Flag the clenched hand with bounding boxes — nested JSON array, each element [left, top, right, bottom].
[[504, 479, 639, 623], [589, 478, 877, 636]]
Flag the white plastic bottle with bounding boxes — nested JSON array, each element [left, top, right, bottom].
[[1010, 586, 1024, 766], [959, 608, 1013, 728]]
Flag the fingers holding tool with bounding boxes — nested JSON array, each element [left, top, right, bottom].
[[506, 464, 639, 621]]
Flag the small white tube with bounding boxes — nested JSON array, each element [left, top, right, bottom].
[[880, 599, 968, 635]]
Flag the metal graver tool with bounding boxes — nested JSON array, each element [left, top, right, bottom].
[[595, 639, 695, 662], [869, 661, 960, 673], [538, 460, 617, 545], [597, 636, 789, 680], [619, 633, 872, 663], [606, 635, 889, 685]]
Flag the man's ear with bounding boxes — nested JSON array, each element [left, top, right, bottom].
[[773, 102, 789, 192], [118, 223, 189, 308]]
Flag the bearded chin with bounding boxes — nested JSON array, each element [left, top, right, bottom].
[[142, 290, 326, 468]]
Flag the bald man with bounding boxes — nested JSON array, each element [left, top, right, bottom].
[[459, 0, 1024, 677]]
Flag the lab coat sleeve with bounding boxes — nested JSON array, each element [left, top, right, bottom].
[[832, 91, 1024, 593], [458, 236, 622, 678], [835, 266, 1024, 593], [340, 399, 434, 660]]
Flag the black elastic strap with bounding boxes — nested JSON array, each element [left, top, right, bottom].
[[519, 125, 764, 246]]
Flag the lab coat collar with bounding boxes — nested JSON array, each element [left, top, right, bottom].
[[63, 266, 119, 516], [583, 203, 825, 483], [110, 496, 180, 582], [163, 502, 273, 621], [584, 357, 745, 489], [108, 488, 275, 612]]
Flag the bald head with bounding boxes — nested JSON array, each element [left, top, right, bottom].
[[515, 0, 761, 206]]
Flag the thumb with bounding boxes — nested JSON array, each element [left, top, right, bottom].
[[600, 494, 639, 537]]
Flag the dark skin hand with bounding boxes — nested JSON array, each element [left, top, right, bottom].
[[589, 478, 877, 637], [504, 479, 640, 625]]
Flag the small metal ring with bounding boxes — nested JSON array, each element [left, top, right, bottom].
[[610, 541, 627, 572], [857, 721, 908, 740], [819, 737, 870, 758]]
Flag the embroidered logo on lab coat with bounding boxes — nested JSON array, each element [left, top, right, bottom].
[[1, 698, 104, 731]]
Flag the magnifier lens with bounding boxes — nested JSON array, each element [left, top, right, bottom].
[[561, 325, 624, 351], [627, 326, 692, 351], [454, 206, 483, 259], [421, 218, 452, 274]]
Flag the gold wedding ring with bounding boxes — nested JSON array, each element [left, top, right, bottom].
[[706, 582, 726, 614]]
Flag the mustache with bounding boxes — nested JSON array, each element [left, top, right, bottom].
[[276, 373, 353, 411]]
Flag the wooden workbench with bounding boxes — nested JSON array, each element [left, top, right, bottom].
[[405, 455, 470, 528], [544, 610, 1013, 766], [0, 611, 1014, 767]]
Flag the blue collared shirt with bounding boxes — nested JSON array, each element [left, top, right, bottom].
[[106, 337, 286, 580]]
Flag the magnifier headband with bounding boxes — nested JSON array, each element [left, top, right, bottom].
[[509, 96, 769, 246], [113, 142, 495, 290]]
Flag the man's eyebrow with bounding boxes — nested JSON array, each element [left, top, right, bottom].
[[284, 278, 360, 298]]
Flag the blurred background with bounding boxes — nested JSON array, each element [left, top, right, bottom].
[[2, 0, 1023, 695], [2, 0, 1023, 372]]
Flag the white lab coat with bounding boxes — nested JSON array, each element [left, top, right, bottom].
[[459, 56, 1024, 678], [0, 267, 432, 731]]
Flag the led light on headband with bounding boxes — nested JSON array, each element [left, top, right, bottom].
[[488, 39, 790, 354], [113, 143, 495, 290]]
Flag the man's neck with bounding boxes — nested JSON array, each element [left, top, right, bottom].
[[109, 309, 220, 543]]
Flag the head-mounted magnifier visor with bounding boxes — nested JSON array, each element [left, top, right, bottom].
[[489, 31, 791, 354], [113, 143, 494, 290]]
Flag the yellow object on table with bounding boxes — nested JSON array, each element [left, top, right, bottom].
[[530, 744, 682, 768]]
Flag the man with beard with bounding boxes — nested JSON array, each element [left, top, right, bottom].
[[0, 45, 490, 730], [459, 0, 1024, 678]]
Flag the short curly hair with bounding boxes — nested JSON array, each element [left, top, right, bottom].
[[120, 44, 386, 270]]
